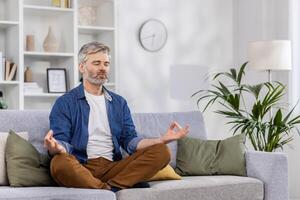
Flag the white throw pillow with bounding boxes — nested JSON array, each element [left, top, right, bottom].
[[0, 132, 28, 185]]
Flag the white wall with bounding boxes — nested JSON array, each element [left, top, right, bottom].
[[117, 0, 299, 199], [117, 0, 234, 139], [117, 0, 233, 112]]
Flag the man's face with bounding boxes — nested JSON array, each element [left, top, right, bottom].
[[79, 52, 110, 85]]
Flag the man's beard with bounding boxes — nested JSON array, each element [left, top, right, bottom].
[[84, 71, 108, 85]]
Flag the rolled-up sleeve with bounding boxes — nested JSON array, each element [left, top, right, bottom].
[[119, 99, 143, 154], [127, 136, 144, 154]]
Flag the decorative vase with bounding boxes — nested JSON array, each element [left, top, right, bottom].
[[26, 35, 35, 51], [24, 66, 33, 82], [43, 26, 59, 52]]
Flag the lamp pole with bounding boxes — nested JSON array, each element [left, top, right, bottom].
[[267, 69, 272, 83], [267, 69, 273, 120]]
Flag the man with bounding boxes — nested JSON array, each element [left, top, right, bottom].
[[44, 42, 189, 192]]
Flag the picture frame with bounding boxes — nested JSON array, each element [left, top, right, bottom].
[[47, 68, 67, 93]]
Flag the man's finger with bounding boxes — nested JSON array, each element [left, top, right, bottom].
[[44, 130, 53, 140], [173, 121, 183, 129], [184, 125, 190, 131], [169, 122, 176, 130], [44, 139, 53, 146]]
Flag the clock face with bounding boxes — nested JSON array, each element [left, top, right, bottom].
[[139, 19, 168, 52]]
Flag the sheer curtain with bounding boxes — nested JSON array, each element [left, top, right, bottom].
[[288, 1, 300, 199], [290, 0, 300, 106]]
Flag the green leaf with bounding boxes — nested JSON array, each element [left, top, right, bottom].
[[243, 84, 263, 99], [237, 62, 248, 85], [230, 68, 237, 81], [273, 109, 282, 126]]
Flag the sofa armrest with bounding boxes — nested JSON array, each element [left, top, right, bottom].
[[245, 150, 288, 200]]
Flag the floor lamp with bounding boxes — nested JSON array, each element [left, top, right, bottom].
[[247, 40, 292, 82], [247, 40, 292, 118]]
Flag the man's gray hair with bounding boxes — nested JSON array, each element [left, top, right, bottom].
[[78, 42, 110, 64]]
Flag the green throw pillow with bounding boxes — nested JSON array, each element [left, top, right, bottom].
[[5, 130, 56, 186], [175, 134, 246, 176]]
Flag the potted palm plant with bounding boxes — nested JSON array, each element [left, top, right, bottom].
[[192, 62, 300, 152]]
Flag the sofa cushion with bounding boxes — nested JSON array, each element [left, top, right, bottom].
[[0, 131, 28, 186], [0, 187, 116, 200], [5, 131, 55, 186], [0, 110, 50, 155], [175, 134, 246, 176], [117, 176, 263, 200], [0, 110, 207, 168], [148, 164, 181, 181], [132, 111, 207, 167]]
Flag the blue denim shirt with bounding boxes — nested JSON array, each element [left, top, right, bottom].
[[49, 83, 143, 163]]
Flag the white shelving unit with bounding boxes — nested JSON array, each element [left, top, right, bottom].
[[0, 0, 20, 109], [0, 0, 117, 110]]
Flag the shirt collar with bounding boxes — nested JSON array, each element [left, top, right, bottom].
[[77, 83, 112, 101]]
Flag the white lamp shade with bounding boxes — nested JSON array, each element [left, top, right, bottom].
[[247, 40, 292, 71]]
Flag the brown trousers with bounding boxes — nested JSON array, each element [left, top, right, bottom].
[[50, 143, 170, 190]]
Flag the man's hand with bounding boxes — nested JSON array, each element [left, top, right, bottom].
[[44, 130, 66, 155], [161, 121, 189, 144]]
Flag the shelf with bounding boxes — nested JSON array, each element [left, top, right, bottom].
[[24, 51, 74, 57], [23, 5, 74, 14], [0, 21, 19, 29], [2, 0, 117, 110], [24, 93, 64, 97], [0, 81, 19, 85], [78, 25, 114, 34]]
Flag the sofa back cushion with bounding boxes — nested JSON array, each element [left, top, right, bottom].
[[132, 111, 207, 167], [0, 110, 207, 168], [0, 110, 49, 155]]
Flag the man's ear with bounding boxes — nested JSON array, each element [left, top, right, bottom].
[[79, 63, 85, 73]]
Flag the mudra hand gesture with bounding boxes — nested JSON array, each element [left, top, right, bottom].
[[44, 130, 66, 155], [161, 121, 189, 143]]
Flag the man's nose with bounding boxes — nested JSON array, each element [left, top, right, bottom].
[[98, 64, 107, 70]]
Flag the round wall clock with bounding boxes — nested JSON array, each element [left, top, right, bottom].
[[139, 19, 168, 52]]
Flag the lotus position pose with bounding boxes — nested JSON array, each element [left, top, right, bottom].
[[44, 42, 189, 192]]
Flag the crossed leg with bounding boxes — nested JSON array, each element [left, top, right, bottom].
[[50, 143, 170, 190]]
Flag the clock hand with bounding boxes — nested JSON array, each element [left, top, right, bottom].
[[142, 34, 155, 40], [151, 34, 155, 47]]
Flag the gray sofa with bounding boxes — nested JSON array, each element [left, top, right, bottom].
[[0, 110, 288, 200]]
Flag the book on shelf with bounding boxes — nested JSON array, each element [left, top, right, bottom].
[[5, 60, 9, 81], [52, 0, 71, 8], [4, 60, 17, 81], [7, 63, 17, 81]]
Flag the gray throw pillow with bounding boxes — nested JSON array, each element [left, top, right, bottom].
[[175, 134, 246, 176], [5, 130, 56, 186]]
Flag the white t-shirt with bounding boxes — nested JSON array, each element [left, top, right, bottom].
[[85, 90, 114, 161]]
